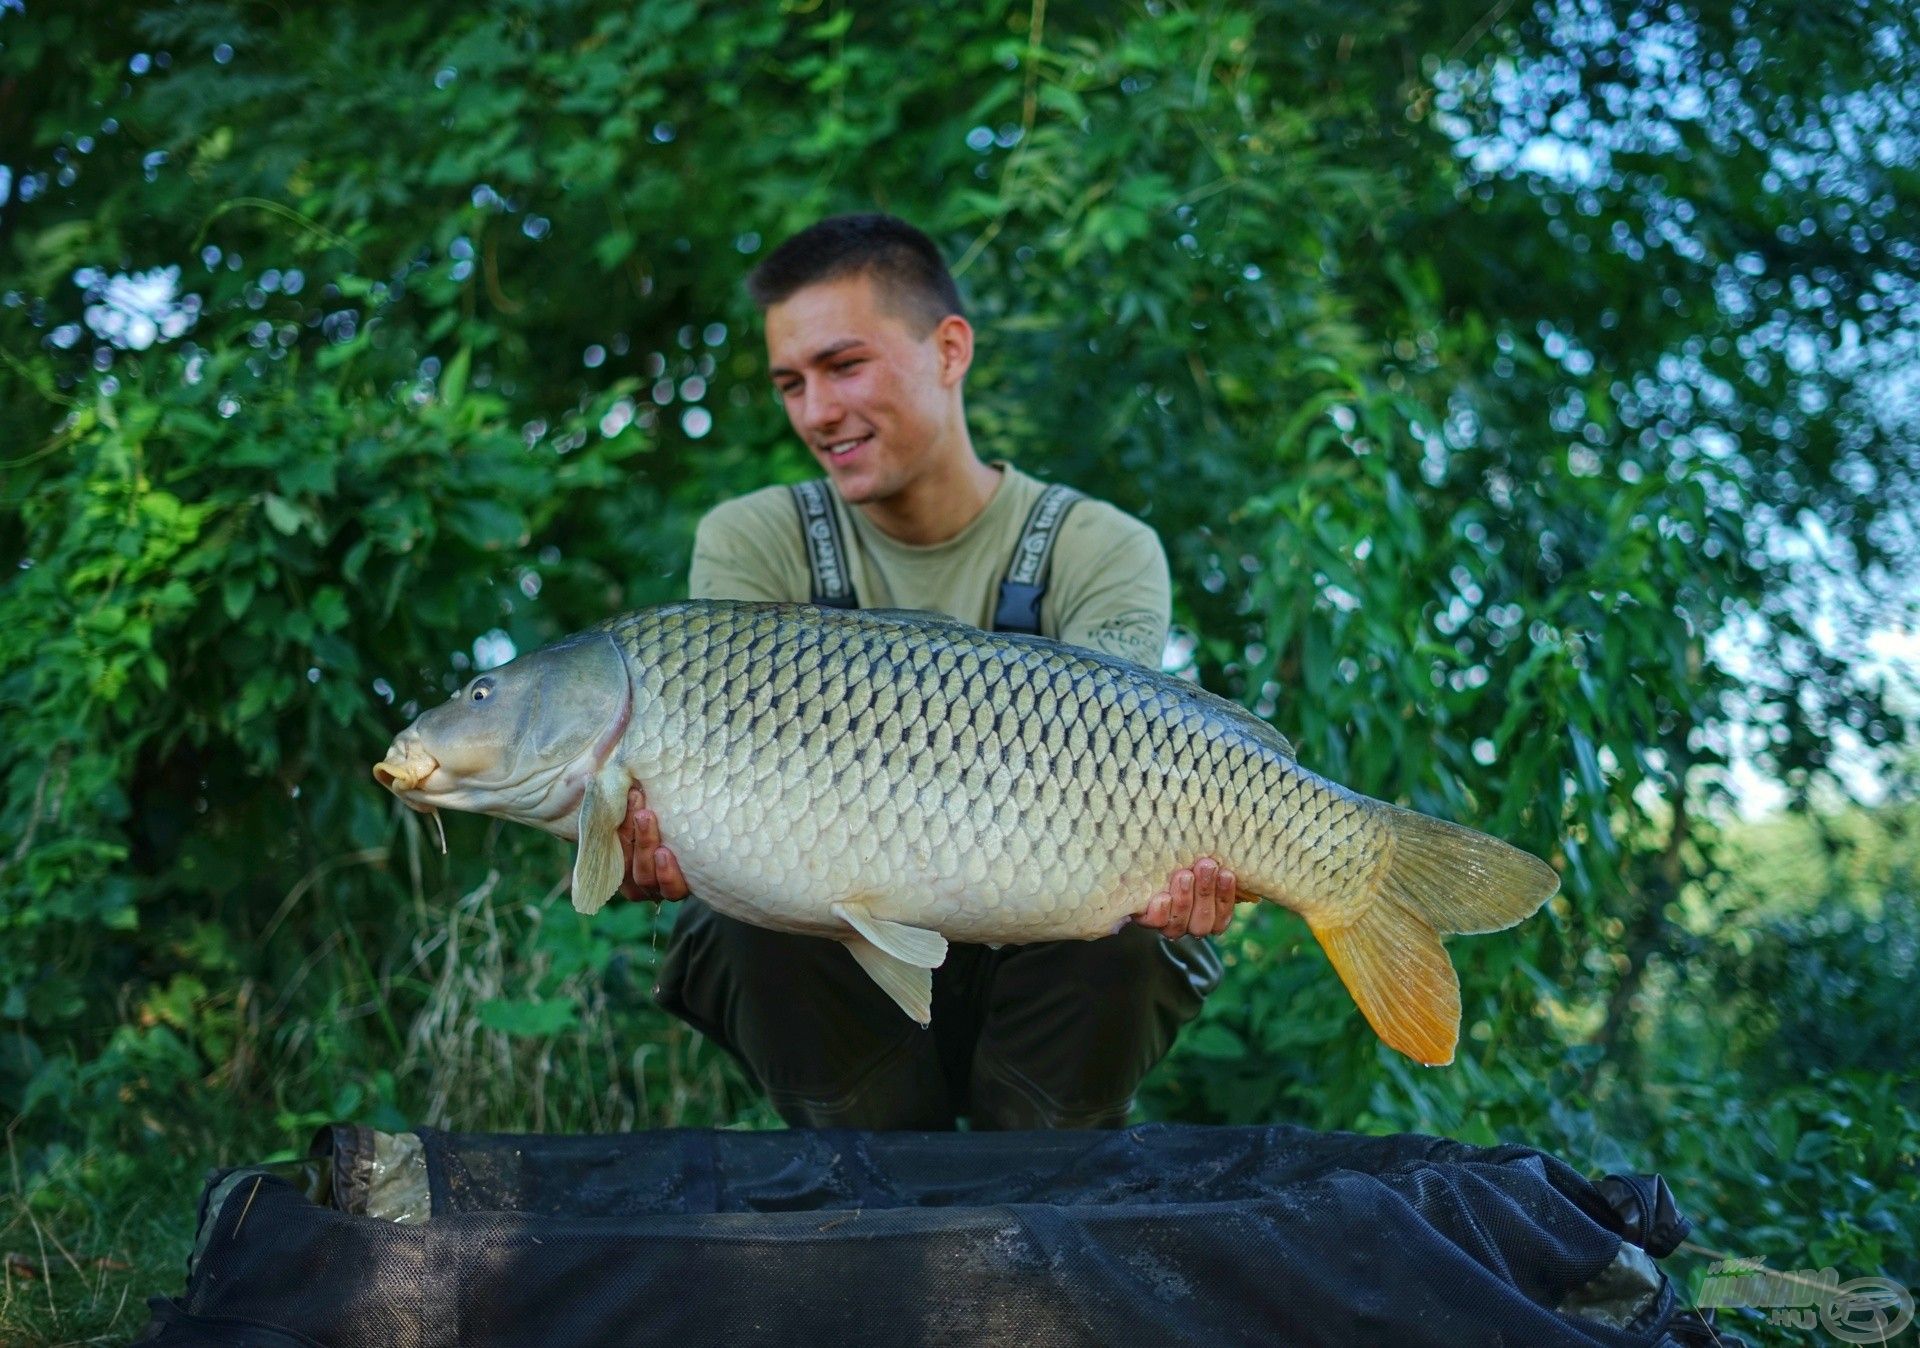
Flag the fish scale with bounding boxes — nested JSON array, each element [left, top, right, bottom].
[[376, 600, 1559, 1065]]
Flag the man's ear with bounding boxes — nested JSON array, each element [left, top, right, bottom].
[[933, 313, 974, 387]]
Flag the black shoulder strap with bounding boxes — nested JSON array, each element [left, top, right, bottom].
[[992, 483, 1083, 635], [789, 480, 858, 608]]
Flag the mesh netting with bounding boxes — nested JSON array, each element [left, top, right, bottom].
[[135, 1122, 1732, 1348]]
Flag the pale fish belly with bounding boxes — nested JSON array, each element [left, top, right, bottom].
[[632, 743, 1220, 945]]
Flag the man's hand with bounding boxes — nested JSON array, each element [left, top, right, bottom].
[[1133, 857, 1239, 939], [615, 785, 691, 903]]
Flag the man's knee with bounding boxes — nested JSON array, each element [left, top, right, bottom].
[[654, 901, 953, 1128], [1075, 923, 1185, 991], [968, 930, 1221, 1129], [1056, 926, 1223, 1016]]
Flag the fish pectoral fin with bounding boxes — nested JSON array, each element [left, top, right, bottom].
[[831, 900, 948, 969], [570, 766, 630, 916], [845, 936, 933, 1026]]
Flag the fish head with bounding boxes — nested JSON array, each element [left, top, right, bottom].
[[372, 631, 631, 837]]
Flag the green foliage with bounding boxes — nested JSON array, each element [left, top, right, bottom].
[[1, 1, 1916, 1337]]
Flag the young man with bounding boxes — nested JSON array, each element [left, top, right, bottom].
[[620, 214, 1241, 1129]]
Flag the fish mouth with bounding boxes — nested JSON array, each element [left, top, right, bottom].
[[372, 741, 440, 808]]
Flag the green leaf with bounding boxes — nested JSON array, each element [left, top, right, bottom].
[[261, 494, 306, 535], [1569, 729, 1606, 802], [445, 498, 529, 551], [476, 998, 578, 1037], [593, 229, 636, 271], [441, 345, 471, 408], [310, 586, 350, 633], [1182, 1023, 1246, 1059]]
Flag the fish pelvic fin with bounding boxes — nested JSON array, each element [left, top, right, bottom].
[[845, 936, 934, 1026], [1308, 805, 1560, 1067], [832, 900, 949, 969], [570, 765, 630, 916]]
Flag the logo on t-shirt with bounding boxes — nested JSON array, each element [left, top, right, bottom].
[[1086, 609, 1166, 664]]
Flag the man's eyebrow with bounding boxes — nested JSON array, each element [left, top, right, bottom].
[[769, 338, 868, 378]]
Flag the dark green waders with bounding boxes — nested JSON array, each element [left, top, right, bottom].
[[654, 904, 1222, 1129]]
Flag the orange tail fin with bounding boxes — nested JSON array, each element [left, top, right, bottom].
[[1309, 805, 1559, 1066]]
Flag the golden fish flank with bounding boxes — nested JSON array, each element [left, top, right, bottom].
[[373, 601, 1560, 1066]]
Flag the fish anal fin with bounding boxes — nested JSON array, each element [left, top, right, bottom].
[[846, 937, 933, 1026], [832, 900, 948, 969], [570, 766, 629, 916], [1310, 895, 1461, 1067]]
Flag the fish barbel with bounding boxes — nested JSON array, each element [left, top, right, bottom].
[[373, 601, 1558, 1065]]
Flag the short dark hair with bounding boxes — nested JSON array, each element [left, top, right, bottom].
[[745, 213, 964, 336]]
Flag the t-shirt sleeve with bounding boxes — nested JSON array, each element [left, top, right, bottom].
[[687, 491, 811, 603], [1044, 502, 1172, 669]]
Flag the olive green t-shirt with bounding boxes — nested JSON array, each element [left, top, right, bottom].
[[688, 463, 1170, 667]]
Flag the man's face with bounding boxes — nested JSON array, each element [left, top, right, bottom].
[[764, 272, 967, 506]]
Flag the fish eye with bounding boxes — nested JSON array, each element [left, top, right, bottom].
[[470, 676, 496, 703]]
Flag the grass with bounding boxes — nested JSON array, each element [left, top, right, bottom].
[[1, 1129, 195, 1347]]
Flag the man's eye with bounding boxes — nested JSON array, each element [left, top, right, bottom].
[[832, 360, 862, 373]]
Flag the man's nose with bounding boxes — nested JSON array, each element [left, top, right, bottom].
[[800, 380, 843, 433]]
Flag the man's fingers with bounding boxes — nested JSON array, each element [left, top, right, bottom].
[[617, 786, 643, 857], [1168, 870, 1194, 937], [1137, 892, 1172, 929], [1214, 868, 1238, 935], [612, 787, 678, 904], [619, 786, 648, 884], [630, 809, 661, 888], [654, 845, 690, 901], [1190, 859, 1219, 937]]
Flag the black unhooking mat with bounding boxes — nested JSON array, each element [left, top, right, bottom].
[[135, 1122, 1733, 1348]]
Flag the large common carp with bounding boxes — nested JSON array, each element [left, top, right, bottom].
[[374, 601, 1558, 1065]]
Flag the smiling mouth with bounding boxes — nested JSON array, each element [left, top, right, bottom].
[[821, 434, 872, 459]]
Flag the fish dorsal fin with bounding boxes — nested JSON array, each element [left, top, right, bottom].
[[845, 937, 934, 1026], [1219, 699, 1295, 760], [1187, 684, 1295, 760], [830, 604, 1298, 760], [571, 765, 629, 916], [832, 900, 949, 968], [862, 606, 1297, 761], [856, 607, 978, 632]]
